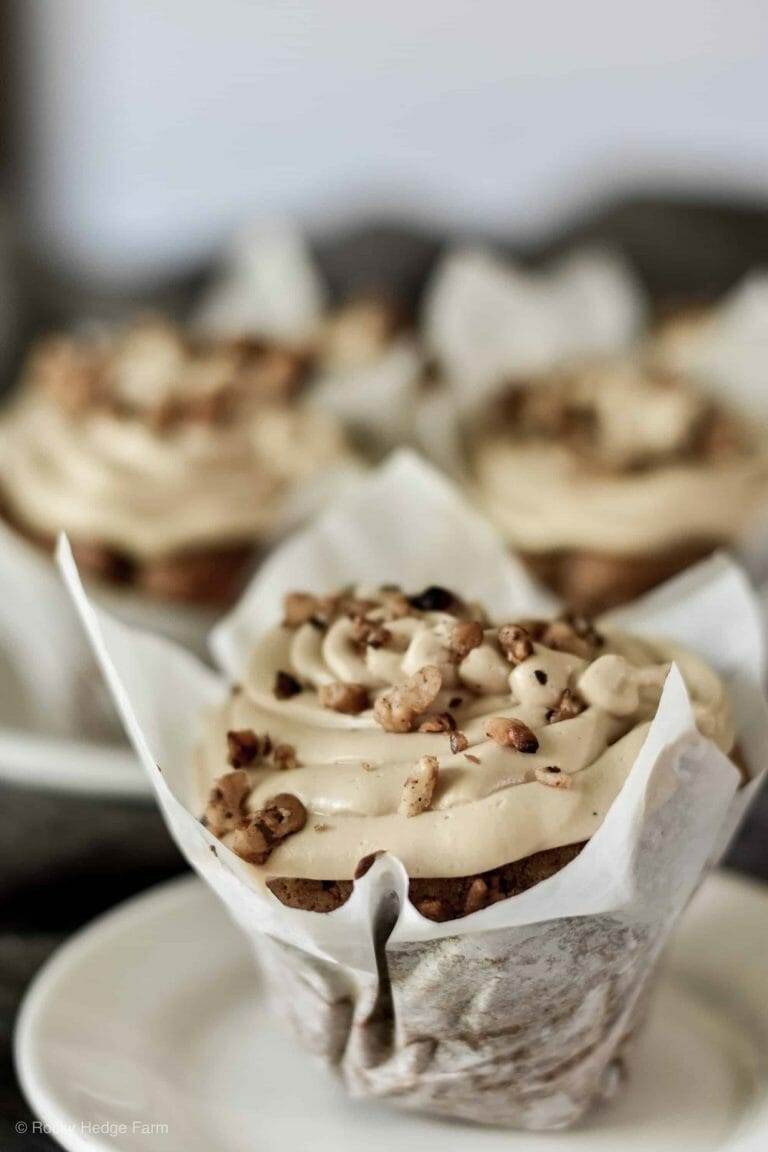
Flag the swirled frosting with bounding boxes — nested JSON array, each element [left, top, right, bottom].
[[0, 320, 352, 559], [471, 360, 768, 554], [197, 585, 734, 880]]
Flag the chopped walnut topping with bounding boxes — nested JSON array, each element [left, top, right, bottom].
[[202, 769, 252, 836], [540, 620, 595, 660], [282, 592, 319, 628], [319, 681, 370, 714], [231, 792, 307, 865], [338, 595, 378, 621], [230, 818, 270, 864], [498, 623, 534, 664], [563, 612, 602, 646], [351, 618, 392, 650], [485, 716, 539, 753], [450, 730, 469, 754], [464, 753, 481, 765], [272, 742, 299, 771], [546, 688, 585, 723], [535, 765, 572, 789], [286, 591, 378, 632], [450, 619, 484, 660], [226, 729, 262, 768], [399, 755, 439, 817], [274, 670, 302, 699], [408, 585, 461, 613], [33, 322, 308, 427], [374, 664, 442, 733], [379, 589, 411, 619], [418, 711, 455, 733]]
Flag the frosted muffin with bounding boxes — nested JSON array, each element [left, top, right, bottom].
[[469, 360, 768, 612], [0, 319, 353, 607], [198, 582, 737, 920]]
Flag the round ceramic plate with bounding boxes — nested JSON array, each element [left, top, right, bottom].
[[15, 871, 768, 1152], [0, 728, 149, 799]]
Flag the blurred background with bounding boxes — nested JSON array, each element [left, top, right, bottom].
[[2, 4, 768, 1147], [1, 1, 768, 351]]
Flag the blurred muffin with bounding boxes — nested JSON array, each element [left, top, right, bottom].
[[0, 319, 354, 608], [467, 359, 768, 612]]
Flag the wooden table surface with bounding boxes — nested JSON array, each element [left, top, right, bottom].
[[3, 201, 768, 1148]]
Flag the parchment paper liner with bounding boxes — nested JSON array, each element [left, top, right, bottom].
[[197, 220, 444, 456], [58, 452, 767, 1129]]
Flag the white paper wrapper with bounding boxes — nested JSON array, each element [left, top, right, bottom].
[[195, 221, 432, 454], [194, 221, 328, 344], [58, 451, 768, 1130], [422, 245, 647, 397], [653, 272, 768, 415], [0, 514, 223, 747]]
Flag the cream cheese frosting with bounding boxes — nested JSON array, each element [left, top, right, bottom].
[[471, 360, 768, 555], [197, 585, 734, 880], [0, 320, 352, 559]]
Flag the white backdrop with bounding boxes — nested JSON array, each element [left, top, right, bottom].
[[17, 0, 768, 283]]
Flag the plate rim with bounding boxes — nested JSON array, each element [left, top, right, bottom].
[[0, 729, 151, 799], [14, 869, 768, 1152]]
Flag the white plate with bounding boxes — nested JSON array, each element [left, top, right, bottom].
[[15, 870, 768, 1152], [0, 518, 214, 801], [0, 728, 149, 799]]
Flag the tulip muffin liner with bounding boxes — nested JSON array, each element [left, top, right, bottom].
[[59, 452, 767, 1130]]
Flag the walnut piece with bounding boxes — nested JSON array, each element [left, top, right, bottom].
[[450, 619, 484, 660], [534, 764, 572, 789], [449, 730, 469, 754], [498, 623, 534, 664], [282, 592, 319, 628], [399, 755, 439, 817], [374, 664, 442, 733], [274, 670, 303, 700], [226, 729, 262, 768], [351, 618, 392, 650], [485, 716, 539, 753], [540, 620, 594, 659], [319, 681, 370, 714], [202, 769, 252, 836], [546, 688, 585, 723], [231, 792, 307, 865], [272, 742, 299, 771], [418, 711, 455, 733]]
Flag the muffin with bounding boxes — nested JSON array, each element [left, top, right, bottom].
[[184, 580, 747, 1127], [0, 318, 353, 610], [467, 359, 768, 612], [59, 447, 763, 1130], [198, 583, 737, 916]]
